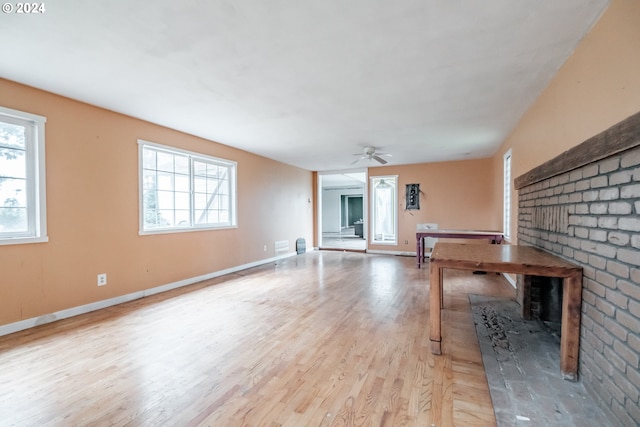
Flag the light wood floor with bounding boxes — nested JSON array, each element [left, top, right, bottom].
[[0, 251, 515, 426]]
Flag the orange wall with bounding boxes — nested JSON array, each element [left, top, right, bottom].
[[5, 0, 638, 328], [0, 79, 314, 326], [493, 0, 640, 243], [368, 158, 497, 252]]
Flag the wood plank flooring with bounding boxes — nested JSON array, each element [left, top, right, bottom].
[[0, 251, 515, 426]]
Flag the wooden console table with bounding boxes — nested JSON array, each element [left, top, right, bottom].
[[429, 243, 583, 380], [416, 229, 503, 268]]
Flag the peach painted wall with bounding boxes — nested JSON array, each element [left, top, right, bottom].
[[368, 158, 498, 253], [0, 79, 314, 327], [493, 0, 640, 243]]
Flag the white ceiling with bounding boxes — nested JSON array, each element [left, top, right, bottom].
[[1, 0, 609, 172], [321, 172, 367, 189]]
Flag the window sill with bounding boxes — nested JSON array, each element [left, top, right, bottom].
[[0, 236, 49, 246], [139, 225, 237, 236]]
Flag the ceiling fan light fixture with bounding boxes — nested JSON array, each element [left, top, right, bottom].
[[351, 146, 390, 165], [364, 146, 376, 158]]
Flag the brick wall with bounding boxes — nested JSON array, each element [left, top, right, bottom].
[[518, 144, 640, 426]]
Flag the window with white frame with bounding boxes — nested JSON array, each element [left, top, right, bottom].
[[0, 106, 47, 245], [139, 140, 236, 233], [503, 149, 512, 241], [370, 175, 397, 244]]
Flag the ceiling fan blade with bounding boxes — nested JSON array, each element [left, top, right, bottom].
[[373, 155, 388, 165]]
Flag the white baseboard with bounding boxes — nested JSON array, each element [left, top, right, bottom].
[[503, 272, 517, 288], [0, 251, 298, 337], [366, 249, 417, 257]]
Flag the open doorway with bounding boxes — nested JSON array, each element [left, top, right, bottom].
[[342, 195, 363, 231], [318, 170, 367, 251]]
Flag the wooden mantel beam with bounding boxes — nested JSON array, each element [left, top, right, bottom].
[[515, 111, 640, 190]]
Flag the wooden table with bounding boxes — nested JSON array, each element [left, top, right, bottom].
[[429, 243, 583, 380], [416, 229, 504, 268]]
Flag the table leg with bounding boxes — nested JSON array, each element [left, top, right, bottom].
[[430, 264, 442, 355], [416, 237, 422, 268], [560, 272, 583, 381], [440, 269, 444, 309]]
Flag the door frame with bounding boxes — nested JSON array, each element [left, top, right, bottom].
[[317, 169, 368, 249]]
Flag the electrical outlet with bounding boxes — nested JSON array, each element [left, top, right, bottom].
[[97, 273, 107, 286], [263, 245, 267, 252], [405, 240, 409, 244]]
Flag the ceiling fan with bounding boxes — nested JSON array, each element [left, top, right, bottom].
[[351, 146, 391, 165]]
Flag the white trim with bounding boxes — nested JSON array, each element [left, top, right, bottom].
[[370, 175, 398, 245], [0, 106, 47, 244], [371, 241, 398, 246], [0, 106, 46, 124], [138, 139, 238, 234], [138, 140, 145, 233], [139, 224, 238, 236], [502, 272, 517, 288], [0, 235, 49, 246], [34, 113, 47, 239], [366, 249, 416, 257], [317, 169, 369, 247], [137, 139, 237, 167], [503, 149, 512, 242], [0, 251, 298, 337]]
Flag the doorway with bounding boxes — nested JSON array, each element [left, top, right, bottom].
[[342, 195, 363, 228], [318, 170, 367, 251]]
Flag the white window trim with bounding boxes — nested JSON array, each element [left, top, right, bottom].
[[370, 175, 398, 245], [503, 149, 512, 241], [0, 106, 47, 246], [138, 139, 237, 235]]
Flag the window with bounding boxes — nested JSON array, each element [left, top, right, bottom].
[[503, 149, 512, 241], [370, 175, 397, 244], [0, 106, 47, 245], [139, 140, 236, 234]]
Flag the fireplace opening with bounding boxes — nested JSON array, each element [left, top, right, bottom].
[[531, 276, 563, 323]]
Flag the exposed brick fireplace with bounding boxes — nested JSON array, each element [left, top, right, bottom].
[[514, 111, 640, 427]]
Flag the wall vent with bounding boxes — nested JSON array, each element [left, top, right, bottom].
[[274, 240, 289, 255]]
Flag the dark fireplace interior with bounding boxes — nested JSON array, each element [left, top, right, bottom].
[[530, 276, 563, 323]]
